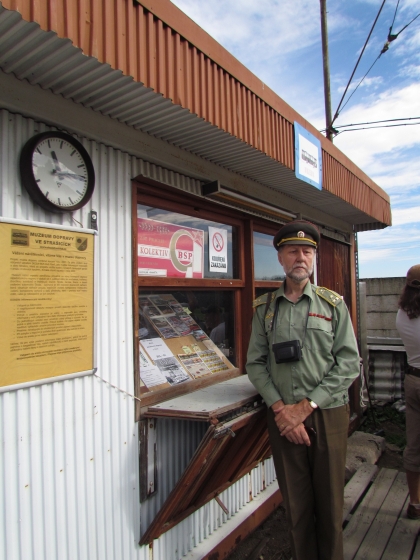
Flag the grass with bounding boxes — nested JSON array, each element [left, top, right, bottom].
[[359, 404, 406, 450]]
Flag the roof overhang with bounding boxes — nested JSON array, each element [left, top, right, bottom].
[[0, 2, 391, 231]]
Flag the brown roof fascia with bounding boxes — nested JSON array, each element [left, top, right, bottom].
[[136, 0, 389, 205], [136, 0, 304, 125]]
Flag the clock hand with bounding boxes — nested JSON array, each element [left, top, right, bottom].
[[56, 172, 86, 181], [51, 151, 61, 172]]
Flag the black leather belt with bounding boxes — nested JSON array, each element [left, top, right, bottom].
[[407, 365, 420, 377]]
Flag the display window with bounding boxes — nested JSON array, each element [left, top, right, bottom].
[[138, 289, 236, 393], [133, 182, 298, 415], [133, 180, 259, 417]]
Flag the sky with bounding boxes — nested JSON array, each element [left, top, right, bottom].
[[170, 0, 420, 278]]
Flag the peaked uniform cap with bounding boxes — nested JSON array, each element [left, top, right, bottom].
[[273, 219, 320, 250]]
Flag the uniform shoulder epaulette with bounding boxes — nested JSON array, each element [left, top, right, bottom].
[[252, 292, 270, 308], [315, 286, 343, 307]]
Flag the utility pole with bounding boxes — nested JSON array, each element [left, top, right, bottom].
[[320, 0, 333, 142]]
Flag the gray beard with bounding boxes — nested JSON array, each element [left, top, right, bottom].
[[286, 265, 313, 283]]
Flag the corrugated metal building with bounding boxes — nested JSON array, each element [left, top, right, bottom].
[[0, 1, 391, 559]]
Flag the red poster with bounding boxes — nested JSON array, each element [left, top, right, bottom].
[[138, 218, 204, 278]]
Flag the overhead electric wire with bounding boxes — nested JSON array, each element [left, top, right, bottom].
[[329, 116, 420, 130], [336, 122, 420, 134], [381, 2, 420, 53], [329, 0, 387, 130], [336, 5, 420, 125], [389, 0, 400, 33], [329, 0, 420, 136], [319, 116, 420, 134], [338, 54, 382, 115], [346, 0, 400, 114], [401, 12, 420, 32], [387, 8, 420, 42]]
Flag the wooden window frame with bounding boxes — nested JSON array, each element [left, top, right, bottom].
[[252, 220, 285, 291], [132, 179, 283, 420]]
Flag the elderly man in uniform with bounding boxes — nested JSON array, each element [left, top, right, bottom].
[[246, 219, 360, 560]]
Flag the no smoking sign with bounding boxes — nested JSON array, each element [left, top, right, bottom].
[[208, 227, 227, 273], [212, 231, 224, 252]]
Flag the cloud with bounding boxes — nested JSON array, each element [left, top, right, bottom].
[[359, 222, 420, 249], [392, 192, 420, 207], [333, 83, 420, 170], [391, 206, 420, 226], [400, 64, 420, 78], [336, 75, 384, 95], [357, 224, 420, 280], [358, 247, 396, 263], [374, 162, 419, 181], [171, 0, 323, 60], [349, 151, 420, 194]]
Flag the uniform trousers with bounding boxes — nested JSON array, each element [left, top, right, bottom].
[[267, 404, 350, 560]]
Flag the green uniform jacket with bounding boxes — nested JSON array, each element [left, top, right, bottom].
[[246, 282, 360, 409]]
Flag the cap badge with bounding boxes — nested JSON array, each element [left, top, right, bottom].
[[297, 231, 305, 238]]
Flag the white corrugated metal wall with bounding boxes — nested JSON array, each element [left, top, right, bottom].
[[0, 109, 276, 560]]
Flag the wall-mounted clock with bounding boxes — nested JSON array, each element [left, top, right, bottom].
[[19, 131, 95, 213]]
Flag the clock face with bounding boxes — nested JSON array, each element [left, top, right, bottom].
[[20, 132, 95, 213]]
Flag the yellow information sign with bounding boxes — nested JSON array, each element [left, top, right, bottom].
[[0, 220, 95, 389]]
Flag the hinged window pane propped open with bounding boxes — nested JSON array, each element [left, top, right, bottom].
[[140, 376, 272, 545]]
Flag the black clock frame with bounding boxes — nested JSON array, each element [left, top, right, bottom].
[[19, 131, 95, 214]]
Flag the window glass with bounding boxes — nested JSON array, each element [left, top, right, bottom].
[[253, 232, 285, 281], [137, 205, 237, 279], [139, 290, 236, 391]]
